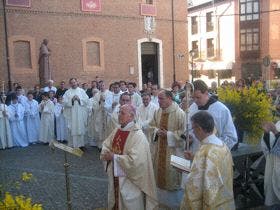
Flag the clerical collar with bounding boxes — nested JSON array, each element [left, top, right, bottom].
[[120, 121, 134, 131], [198, 95, 217, 110], [202, 134, 223, 146]]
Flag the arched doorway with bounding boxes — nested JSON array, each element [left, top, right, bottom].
[[137, 38, 163, 90], [141, 42, 158, 85]]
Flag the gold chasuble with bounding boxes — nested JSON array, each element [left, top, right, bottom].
[[180, 142, 235, 210], [150, 102, 186, 191], [111, 129, 130, 210]]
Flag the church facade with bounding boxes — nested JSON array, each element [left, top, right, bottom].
[[0, 0, 188, 90]]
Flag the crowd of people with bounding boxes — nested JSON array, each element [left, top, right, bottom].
[[0, 77, 279, 209]]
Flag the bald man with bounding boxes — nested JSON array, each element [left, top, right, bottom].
[[101, 104, 158, 210]]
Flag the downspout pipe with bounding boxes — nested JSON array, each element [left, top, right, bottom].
[[172, 0, 176, 82]]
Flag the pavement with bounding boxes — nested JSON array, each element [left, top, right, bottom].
[[0, 144, 108, 210], [0, 144, 268, 210]]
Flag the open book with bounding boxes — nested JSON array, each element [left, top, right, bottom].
[[170, 155, 191, 172]]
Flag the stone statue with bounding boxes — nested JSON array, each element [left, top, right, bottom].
[[38, 39, 51, 86]]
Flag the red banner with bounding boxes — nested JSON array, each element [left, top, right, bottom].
[[81, 0, 101, 12], [6, 0, 31, 7], [140, 3, 156, 16]]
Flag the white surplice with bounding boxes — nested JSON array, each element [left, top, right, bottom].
[[130, 92, 142, 108], [151, 95, 159, 107], [188, 100, 238, 152], [137, 102, 158, 141], [63, 87, 89, 148], [87, 96, 98, 146], [91, 90, 110, 148], [54, 102, 67, 141], [8, 103, 28, 147], [39, 99, 54, 143], [24, 99, 40, 143], [0, 104, 13, 149], [104, 91, 121, 114]]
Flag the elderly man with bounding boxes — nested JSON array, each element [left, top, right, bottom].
[[181, 111, 235, 210], [43, 80, 57, 93], [63, 78, 89, 149], [100, 104, 158, 210], [149, 89, 186, 207], [187, 80, 237, 154]]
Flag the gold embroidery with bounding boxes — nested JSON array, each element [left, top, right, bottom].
[[157, 112, 169, 189]]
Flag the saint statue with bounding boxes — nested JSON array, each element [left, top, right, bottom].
[[38, 39, 51, 86]]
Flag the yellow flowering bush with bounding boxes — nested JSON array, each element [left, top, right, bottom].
[[218, 83, 273, 144], [0, 172, 43, 210]]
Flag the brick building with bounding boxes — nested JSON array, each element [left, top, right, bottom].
[[0, 0, 188, 90], [235, 0, 280, 88], [188, 0, 280, 86]]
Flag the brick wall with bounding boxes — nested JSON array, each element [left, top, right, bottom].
[[0, 0, 188, 90]]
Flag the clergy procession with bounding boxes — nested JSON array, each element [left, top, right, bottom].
[[1, 77, 280, 210]]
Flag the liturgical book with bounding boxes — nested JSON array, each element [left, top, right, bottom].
[[170, 155, 191, 172]]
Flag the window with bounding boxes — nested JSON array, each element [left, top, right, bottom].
[[86, 41, 100, 66], [206, 12, 214, 32], [192, 41, 199, 58], [240, 0, 259, 21], [14, 41, 31, 68], [82, 37, 104, 71], [146, 0, 153, 4], [207, 38, 214, 57], [240, 28, 259, 51], [191, 16, 198, 34], [8, 35, 36, 74]]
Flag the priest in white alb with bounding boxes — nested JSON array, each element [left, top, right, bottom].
[[101, 104, 158, 210], [39, 92, 55, 144], [0, 97, 13, 149], [63, 78, 89, 149], [137, 92, 158, 141], [91, 80, 110, 150], [8, 93, 28, 147], [24, 91, 40, 144]]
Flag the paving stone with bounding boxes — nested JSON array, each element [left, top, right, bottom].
[[0, 144, 107, 210]]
